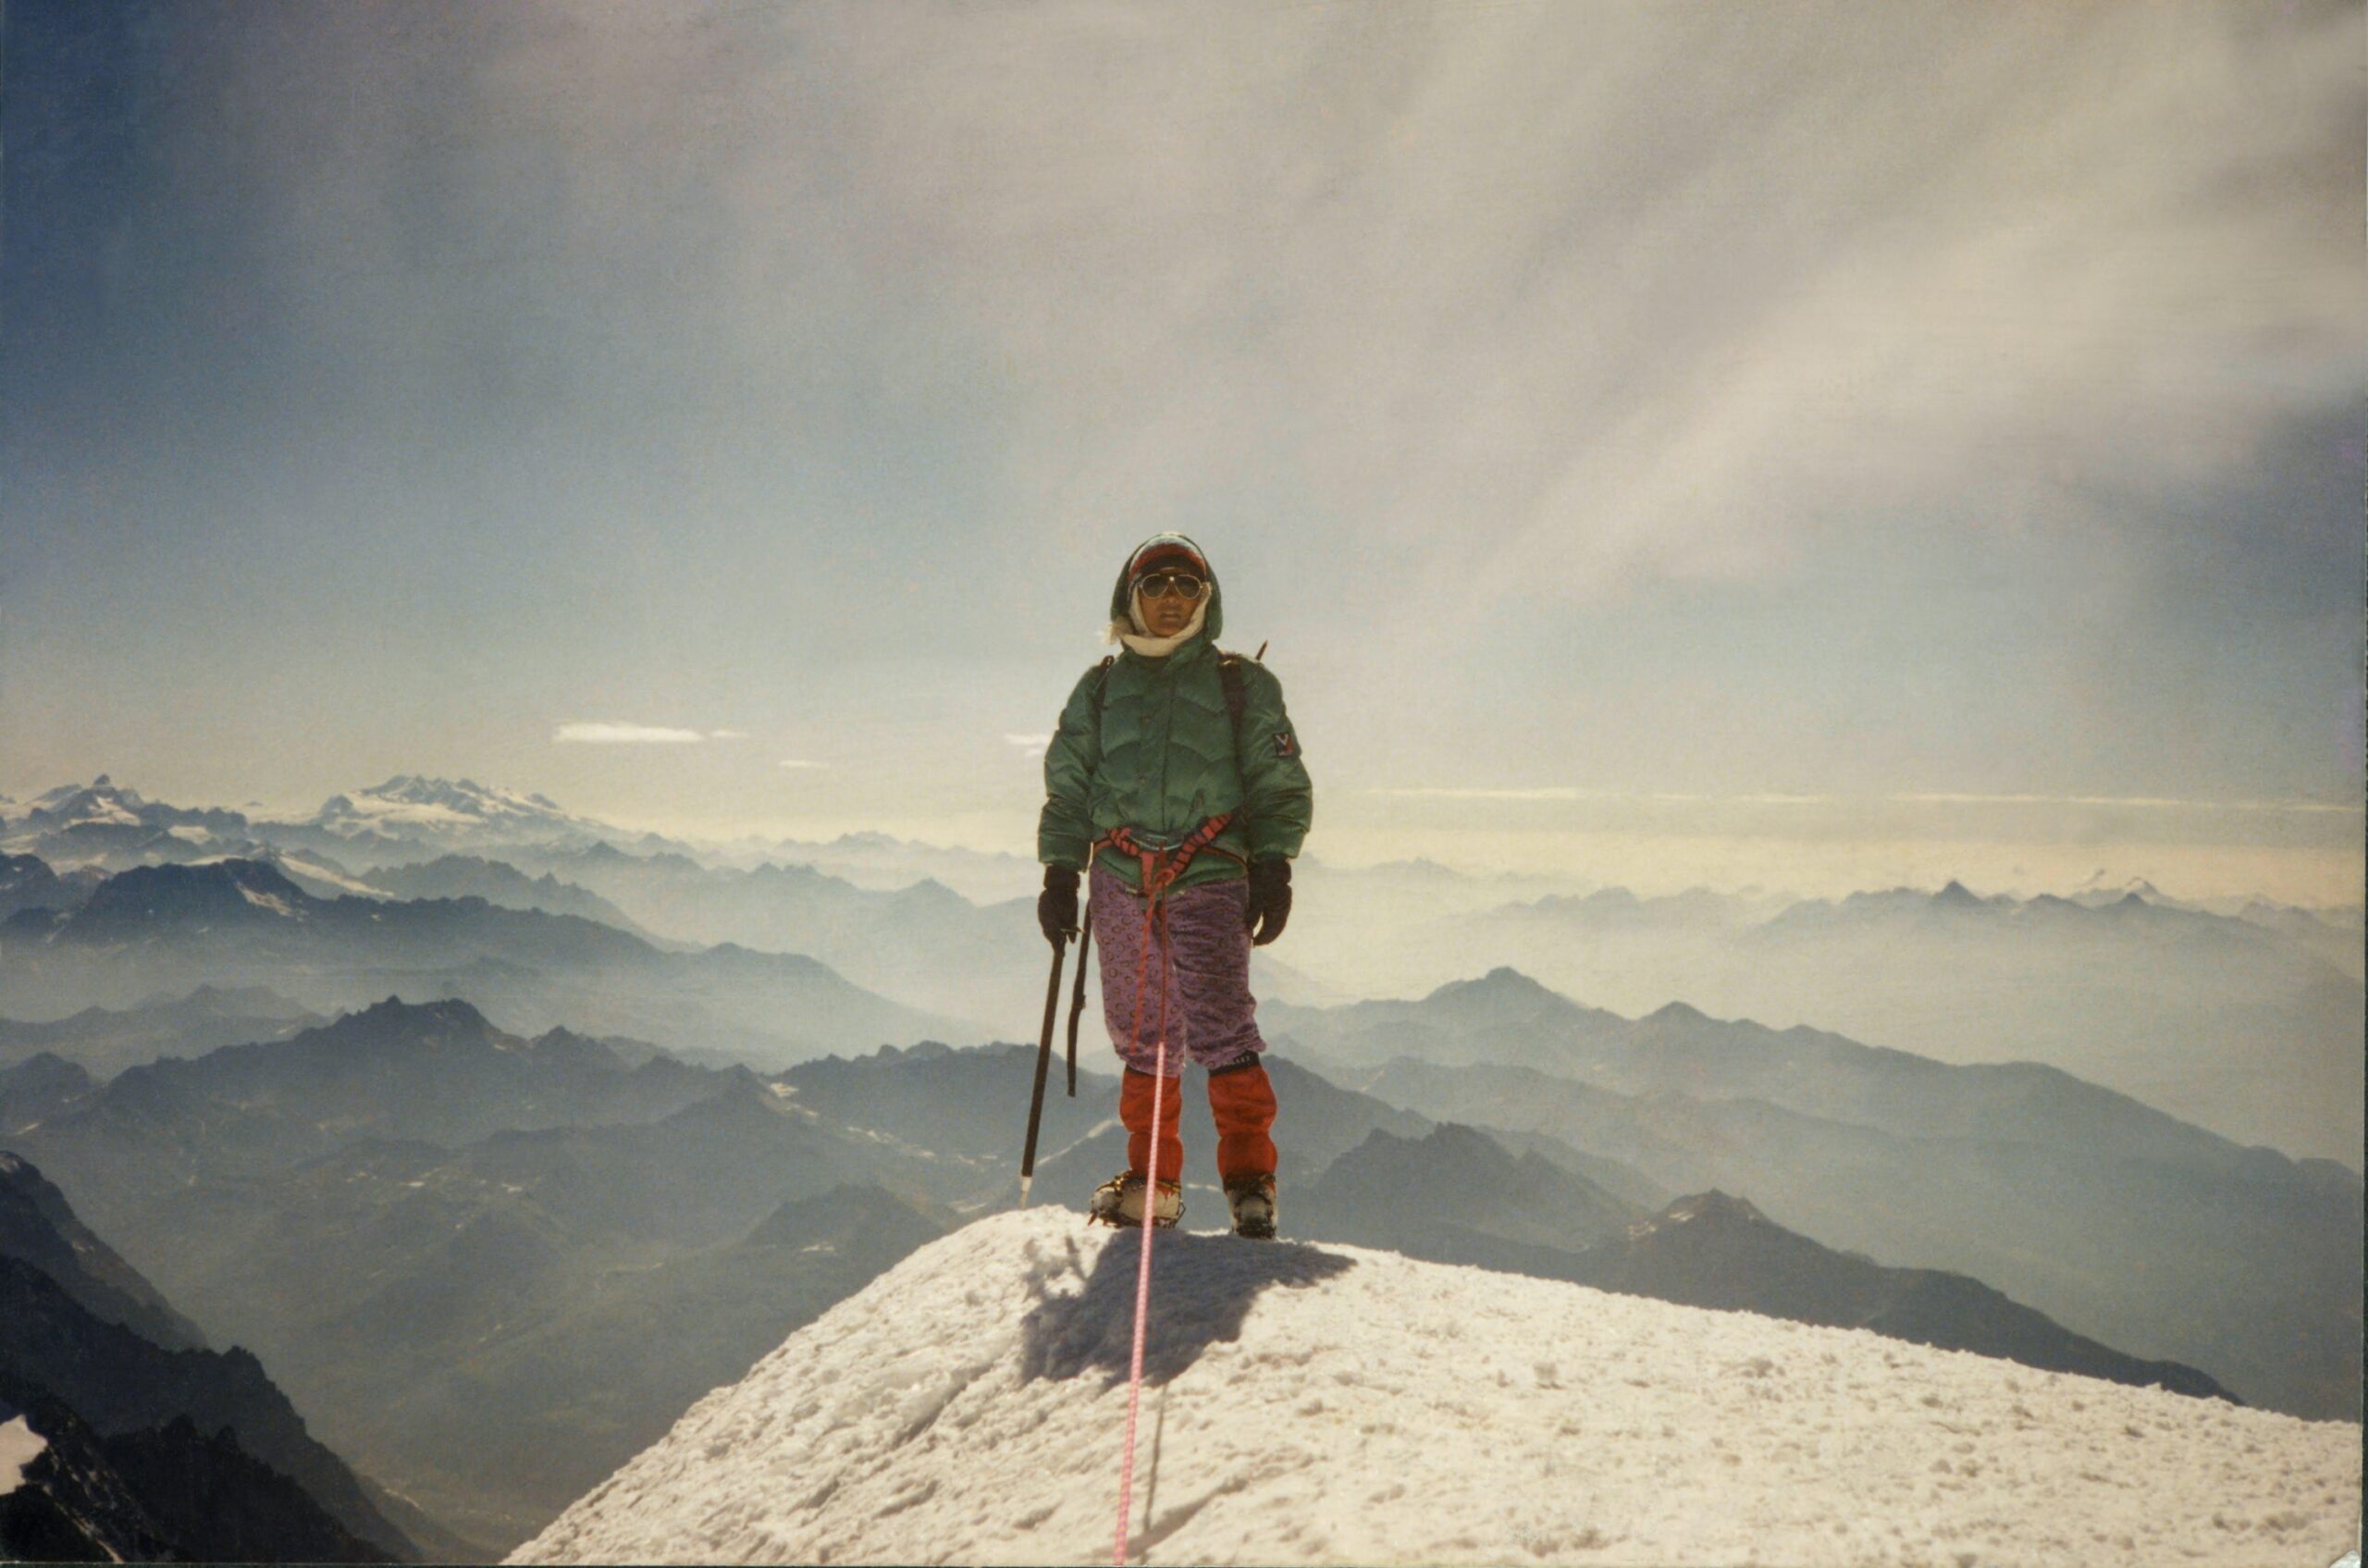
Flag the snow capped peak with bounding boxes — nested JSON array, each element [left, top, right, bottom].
[[511, 1209, 2357, 1568], [353, 774, 553, 817], [309, 775, 614, 846], [23, 775, 154, 828]]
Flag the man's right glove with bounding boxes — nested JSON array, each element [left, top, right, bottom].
[[1038, 865, 1081, 945]]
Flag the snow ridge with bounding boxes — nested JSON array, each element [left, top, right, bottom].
[[511, 1209, 2358, 1567]]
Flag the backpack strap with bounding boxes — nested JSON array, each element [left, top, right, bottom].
[[1089, 655, 1116, 722], [1215, 652, 1248, 735], [1216, 653, 1258, 855]]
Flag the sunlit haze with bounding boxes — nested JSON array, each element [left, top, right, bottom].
[[6, 1, 2361, 907]]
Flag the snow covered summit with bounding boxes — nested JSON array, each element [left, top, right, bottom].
[[512, 1209, 2357, 1567], [305, 774, 607, 845]]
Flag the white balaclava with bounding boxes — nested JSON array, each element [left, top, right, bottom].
[[1103, 579, 1209, 657]]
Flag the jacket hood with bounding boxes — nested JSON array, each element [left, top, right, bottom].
[[1104, 531, 1223, 649]]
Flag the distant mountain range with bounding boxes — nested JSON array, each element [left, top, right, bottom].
[[0, 774, 701, 875], [1565, 1190, 2230, 1400], [0, 991, 2273, 1554], [494, 837, 1347, 1024], [1296, 1139, 2232, 1403], [0, 1004, 970, 1549], [0, 856, 976, 1067], [1273, 966, 2362, 1422], [10, 772, 2355, 920], [9, 777, 2356, 1159], [1284, 877, 2362, 1164], [0, 982, 327, 1080], [0, 852, 106, 921]]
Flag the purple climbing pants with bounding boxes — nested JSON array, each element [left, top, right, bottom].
[[1089, 856, 1268, 1076]]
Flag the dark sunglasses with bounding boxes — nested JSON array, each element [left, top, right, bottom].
[[1136, 571, 1205, 600]]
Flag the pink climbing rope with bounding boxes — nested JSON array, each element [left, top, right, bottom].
[[1111, 846, 1178, 1567], [1110, 1039, 1167, 1564]]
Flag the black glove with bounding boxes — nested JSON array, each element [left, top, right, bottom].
[[1038, 865, 1080, 945], [1243, 857, 1291, 945]]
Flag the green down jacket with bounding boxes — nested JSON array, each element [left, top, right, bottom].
[[1038, 532, 1314, 895]]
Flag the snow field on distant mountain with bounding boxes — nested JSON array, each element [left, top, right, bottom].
[[511, 1210, 2359, 1567]]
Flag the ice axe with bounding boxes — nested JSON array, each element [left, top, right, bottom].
[[1018, 914, 1073, 1210]]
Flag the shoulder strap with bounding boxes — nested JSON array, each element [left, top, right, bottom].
[[1216, 652, 1248, 735], [1217, 651, 1258, 846], [1089, 655, 1116, 719]]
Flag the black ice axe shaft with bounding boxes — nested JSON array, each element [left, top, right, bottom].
[[1018, 929, 1067, 1209]]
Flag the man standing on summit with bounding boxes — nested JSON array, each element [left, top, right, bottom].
[[1036, 534, 1314, 1239]]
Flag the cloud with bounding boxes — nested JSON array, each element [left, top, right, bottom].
[[550, 722, 752, 745], [1363, 787, 1857, 805], [666, 0, 2355, 632], [1006, 732, 1054, 760], [1365, 786, 1585, 801], [1890, 792, 2362, 815], [173, 3, 2352, 636], [778, 759, 828, 770], [1368, 785, 2363, 816], [554, 722, 709, 745]]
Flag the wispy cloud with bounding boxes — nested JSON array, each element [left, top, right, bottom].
[[665, 1, 2354, 630], [555, 722, 710, 745], [709, 729, 749, 741], [778, 759, 827, 770], [1006, 732, 1053, 760], [219, 2, 2356, 625], [1365, 785, 2363, 815], [1364, 786, 1854, 805], [1889, 792, 2363, 815], [1364, 786, 1586, 801]]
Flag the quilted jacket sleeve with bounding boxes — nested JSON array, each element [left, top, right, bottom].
[[1236, 661, 1313, 861], [1037, 664, 1105, 870]]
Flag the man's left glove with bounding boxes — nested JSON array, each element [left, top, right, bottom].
[[1038, 865, 1080, 946], [1243, 857, 1291, 945]]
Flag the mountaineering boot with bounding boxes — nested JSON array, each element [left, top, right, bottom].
[[1118, 1069, 1185, 1194], [1207, 1054, 1278, 1239], [1224, 1172, 1277, 1240], [1088, 1171, 1182, 1229]]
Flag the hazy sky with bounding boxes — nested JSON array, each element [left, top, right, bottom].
[[5, 0, 2362, 901]]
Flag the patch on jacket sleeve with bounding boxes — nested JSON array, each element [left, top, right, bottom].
[[1273, 730, 1297, 759]]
